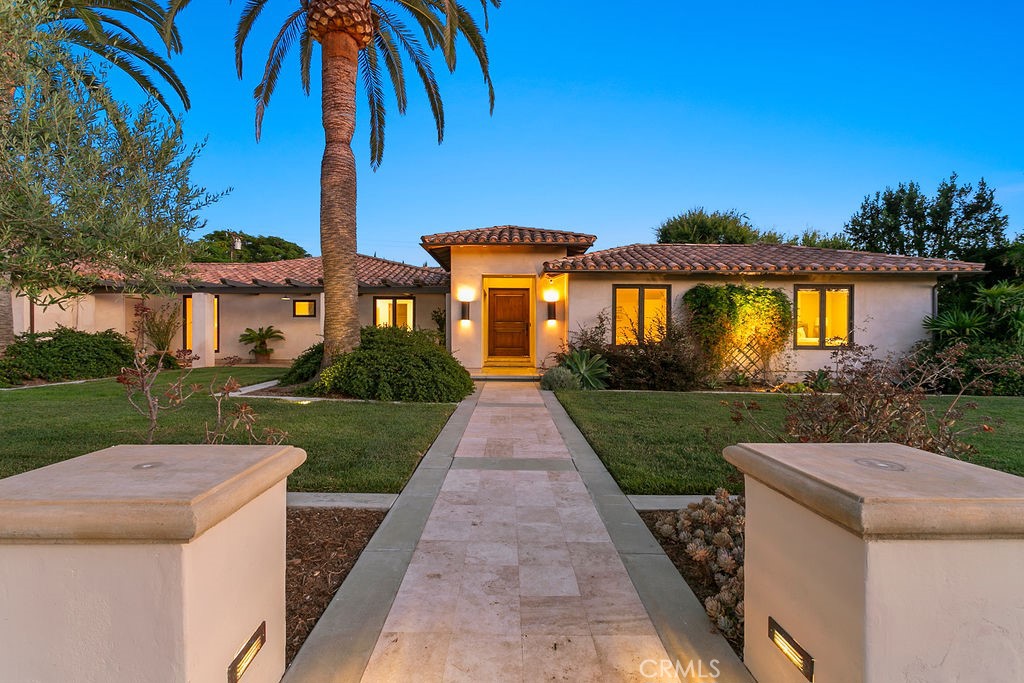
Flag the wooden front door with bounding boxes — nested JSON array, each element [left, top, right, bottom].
[[488, 288, 531, 357]]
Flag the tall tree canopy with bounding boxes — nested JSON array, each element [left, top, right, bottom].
[[656, 208, 772, 244], [1, 11, 219, 318], [655, 208, 851, 247], [175, 0, 500, 364], [844, 174, 1009, 262], [192, 230, 311, 262], [1, 0, 192, 350]]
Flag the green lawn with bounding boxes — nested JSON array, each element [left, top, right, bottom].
[[557, 390, 1024, 496], [0, 368, 455, 492]]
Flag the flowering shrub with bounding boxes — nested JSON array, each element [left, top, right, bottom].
[[653, 490, 745, 647]]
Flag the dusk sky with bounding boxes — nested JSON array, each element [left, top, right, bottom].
[[137, 1, 1024, 265]]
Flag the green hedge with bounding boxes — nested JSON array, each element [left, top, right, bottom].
[[957, 340, 1024, 396], [0, 327, 134, 385], [280, 342, 324, 385], [313, 326, 473, 402]]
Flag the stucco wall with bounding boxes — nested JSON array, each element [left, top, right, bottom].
[[448, 245, 569, 370], [566, 273, 940, 375]]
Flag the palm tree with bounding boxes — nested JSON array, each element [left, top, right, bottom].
[[1, 0, 191, 352], [169, 0, 498, 364]]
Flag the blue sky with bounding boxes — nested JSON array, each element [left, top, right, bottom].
[[138, 1, 1024, 264]]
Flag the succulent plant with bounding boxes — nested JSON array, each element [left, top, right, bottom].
[[654, 489, 745, 645]]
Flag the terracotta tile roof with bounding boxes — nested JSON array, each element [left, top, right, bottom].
[[181, 255, 448, 289], [421, 226, 597, 269], [543, 243, 985, 275]]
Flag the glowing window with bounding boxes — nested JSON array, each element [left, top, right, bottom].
[[613, 285, 670, 345], [293, 300, 316, 317], [182, 294, 220, 352], [374, 297, 415, 329], [795, 286, 851, 348]]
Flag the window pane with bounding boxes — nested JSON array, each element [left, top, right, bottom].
[[615, 288, 640, 345], [795, 289, 820, 347], [643, 288, 668, 342], [183, 296, 193, 350], [824, 288, 850, 346], [375, 299, 394, 327], [293, 300, 316, 317], [395, 299, 414, 329]]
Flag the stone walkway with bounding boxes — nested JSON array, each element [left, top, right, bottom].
[[284, 381, 751, 683], [358, 383, 682, 682]]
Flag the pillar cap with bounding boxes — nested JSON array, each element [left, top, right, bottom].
[[725, 442, 1024, 540], [0, 445, 306, 543]]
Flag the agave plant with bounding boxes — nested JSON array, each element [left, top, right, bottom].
[[562, 349, 610, 390], [922, 308, 989, 341]]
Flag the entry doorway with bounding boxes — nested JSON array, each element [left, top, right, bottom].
[[487, 288, 530, 357]]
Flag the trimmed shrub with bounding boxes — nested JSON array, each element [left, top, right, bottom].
[[313, 326, 473, 402], [0, 327, 134, 384], [280, 342, 324, 385], [540, 366, 581, 391]]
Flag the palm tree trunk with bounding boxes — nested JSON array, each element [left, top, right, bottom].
[[319, 31, 361, 367]]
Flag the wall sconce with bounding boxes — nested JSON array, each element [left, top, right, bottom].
[[460, 301, 471, 321], [543, 286, 559, 321]]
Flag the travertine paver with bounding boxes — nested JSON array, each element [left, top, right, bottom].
[[360, 383, 681, 682]]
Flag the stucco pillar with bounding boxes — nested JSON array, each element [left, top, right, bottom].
[[10, 293, 30, 336], [726, 442, 1024, 683], [0, 444, 306, 683], [191, 292, 216, 368]]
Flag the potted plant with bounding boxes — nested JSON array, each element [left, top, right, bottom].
[[239, 326, 285, 363]]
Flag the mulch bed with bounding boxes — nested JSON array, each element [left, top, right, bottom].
[[638, 510, 744, 657], [286, 507, 387, 664]]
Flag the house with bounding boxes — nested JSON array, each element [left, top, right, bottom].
[[8, 226, 984, 375]]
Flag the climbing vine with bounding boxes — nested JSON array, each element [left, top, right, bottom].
[[683, 284, 792, 381]]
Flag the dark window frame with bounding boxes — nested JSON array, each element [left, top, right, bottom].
[[793, 284, 854, 349], [292, 299, 317, 318], [182, 294, 220, 353], [373, 296, 416, 329], [611, 284, 671, 345]]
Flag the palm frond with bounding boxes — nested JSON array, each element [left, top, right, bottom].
[[57, 27, 189, 112], [450, 1, 494, 112], [371, 7, 409, 113], [360, 39, 387, 168], [234, 0, 274, 78], [252, 7, 307, 140], [375, 6, 444, 145], [298, 27, 314, 96], [48, 1, 189, 109]]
